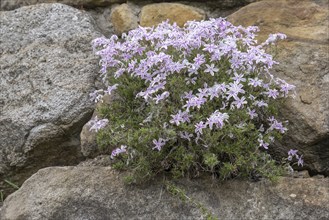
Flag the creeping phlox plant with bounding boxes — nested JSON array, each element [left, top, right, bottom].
[[89, 18, 303, 182]]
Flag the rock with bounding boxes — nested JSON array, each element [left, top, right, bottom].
[[228, 0, 329, 175], [110, 3, 139, 35], [0, 3, 102, 195], [80, 117, 100, 158], [80, 94, 112, 158], [0, 0, 125, 10], [87, 7, 114, 37], [1, 166, 328, 219], [140, 3, 206, 27], [294, 170, 311, 179]]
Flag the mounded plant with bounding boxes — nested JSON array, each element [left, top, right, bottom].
[[89, 18, 303, 183]]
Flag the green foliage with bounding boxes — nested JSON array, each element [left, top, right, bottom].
[[4, 179, 19, 189], [96, 63, 285, 182]]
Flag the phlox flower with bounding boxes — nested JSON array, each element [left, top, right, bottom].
[[280, 82, 296, 97], [185, 77, 197, 85], [179, 131, 193, 141], [254, 100, 268, 108], [207, 110, 229, 130], [287, 149, 304, 167], [204, 64, 219, 76], [207, 86, 220, 100], [226, 81, 245, 100], [266, 89, 279, 99], [258, 138, 269, 150], [268, 117, 288, 134], [197, 87, 209, 98], [105, 84, 118, 95], [297, 155, 304, 166], [248, 78, 262, 87], [195, 121, 207, 134], [183, 96, 206, 110], [152, 138, 166, 151], [89, 89, 104, 103], [288, 149, 298, 159], [247, 108, 258, 119], [203, 43, 217, 53], [232, 73, 246, 83], [262, 33, 287, 46], [111, 145, 127, 159], [154, 91, 170, 104], [88, 116, 109, 132], [232, 96, 247, 109], [170, 110, 191, 126], [183, 91, 194, 100], [193, 54, 206, 66]]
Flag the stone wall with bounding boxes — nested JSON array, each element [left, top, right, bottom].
[[0, 0, 263, 197], [0, 0, 328, 213]]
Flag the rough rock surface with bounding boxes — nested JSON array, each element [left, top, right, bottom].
[[87, 7, 114, 37], [140, 3, 206, 27], [80, 119, 100, 157], [0, 3, 102, 194], [0, 0, 125, 10], [110, 3, 139, 35], [228, 0, 329, 175], [1, 166, 328, 220]]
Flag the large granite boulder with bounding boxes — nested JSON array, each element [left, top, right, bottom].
[[228, 0, 329, 175], [0, 166, 328, 219], [0, 3, 102, 195]]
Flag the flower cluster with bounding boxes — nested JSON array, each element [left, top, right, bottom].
[[90, 18, 301, 180]]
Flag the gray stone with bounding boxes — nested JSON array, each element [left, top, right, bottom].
[[228, 0, 329, 175], [0, 0, 125, 11], [0, 3, 102, 195], [0, 166, 328, 219]]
